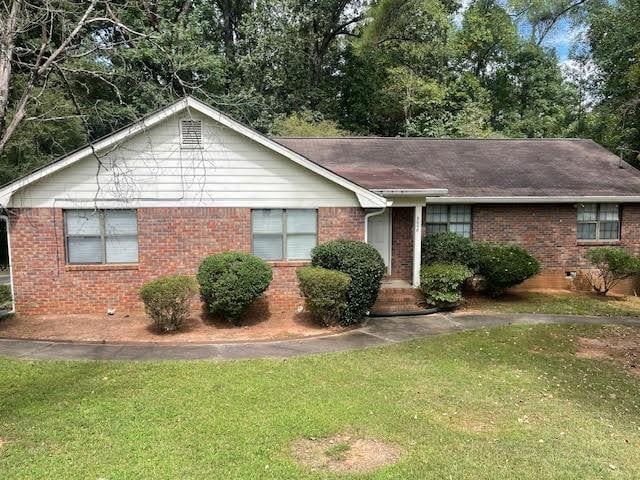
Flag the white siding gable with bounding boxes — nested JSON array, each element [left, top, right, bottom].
[[10, 111, 360, 208]]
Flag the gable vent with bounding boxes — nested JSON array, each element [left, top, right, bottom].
[[180, 119, 202, 147]]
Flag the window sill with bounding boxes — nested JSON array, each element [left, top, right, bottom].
[[65, 264, 140, 272], [267, 260, 311, 267], [577, 240, 621, 246]]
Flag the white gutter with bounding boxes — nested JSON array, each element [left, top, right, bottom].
[[364, 206, 388, 243], [425, 196, 640, 204], [0, 215, 14, 315], [373, 188, 448, 197]]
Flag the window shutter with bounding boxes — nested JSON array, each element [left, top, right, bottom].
[[180, 120, 202, 147]]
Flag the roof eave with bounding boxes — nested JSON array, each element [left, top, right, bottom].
[[425, 195, 640, 204]]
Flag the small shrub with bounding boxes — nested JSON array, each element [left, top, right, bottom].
[[585, 247, 640, 295], [420, 263, 471, 306], [476, 243, 540, 297], [0, 284, 11, 308], [197, 252, 272, 325], [297, 266, 351, 326], [421, 232, 478, 270], [139, 275, 198, 333], [311, 240, 385, 325]]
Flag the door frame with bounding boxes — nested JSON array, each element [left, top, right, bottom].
[[367, 208, 392, 275]]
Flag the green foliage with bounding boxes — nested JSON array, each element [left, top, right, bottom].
[[420, 263, 471, 306], [311, 240, 386, 325], [271, 111, 351, 137], [586, 0, 640, 163], [421, 232, 479, 270], [197, 252, 272, 325], [585, 247, 640, 295], [0, 284, 12, 308], [296, 266, 351, 326], [475, 243, 541, 296], [139, 275, 198, 333]]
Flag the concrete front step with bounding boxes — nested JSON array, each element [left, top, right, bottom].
[[371, 286, 424, 314]]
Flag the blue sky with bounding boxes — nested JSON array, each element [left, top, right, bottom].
[[535, 19, 577, 61]]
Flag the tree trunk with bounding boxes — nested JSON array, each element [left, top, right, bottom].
[[0, 0, 22, 139]]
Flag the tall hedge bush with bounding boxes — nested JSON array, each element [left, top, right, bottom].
[[297, 266, 351, 326], [475, 243, 540, 296], [197, 252, 272, 325], [421, 232, 478, 270], [311, 240, 385, 325]]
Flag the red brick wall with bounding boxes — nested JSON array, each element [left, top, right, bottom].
[[389, 207, 413, 281], [10, 207, 365, 315], [472, 204, 640, 292]]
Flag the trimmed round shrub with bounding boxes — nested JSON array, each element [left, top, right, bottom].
[[0, 284, 12, 308], [311, 240, 385, 325], [420, 263, 471, 306], [421, 232, 478, 270], [585, 247, 640, 295], [475, 243, 540, 296], [197, 252, 272, 325], [297, 266, 351, 326], [139, 275, 198, 333]]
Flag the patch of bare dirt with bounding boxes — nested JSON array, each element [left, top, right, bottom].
[[576, 326, 640, 376], [0, 302, 343, 343], [290, 433, 402, 474]]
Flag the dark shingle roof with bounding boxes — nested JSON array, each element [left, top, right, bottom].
[[274, 137, 640, 197]]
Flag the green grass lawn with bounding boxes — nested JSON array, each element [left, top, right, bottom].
[[466, 291, 640, 317], [2, 324, 640, 479]]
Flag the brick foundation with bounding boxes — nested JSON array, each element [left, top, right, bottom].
[[10, 207, 365, 315]]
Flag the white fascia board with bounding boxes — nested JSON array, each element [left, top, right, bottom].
[[0, 96, 387, 209], [373, 188, 448, 197], [425, 196, 640, 204]]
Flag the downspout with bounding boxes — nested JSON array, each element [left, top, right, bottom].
[[0, 215, 15, 315], [364, 207, 387, 243]]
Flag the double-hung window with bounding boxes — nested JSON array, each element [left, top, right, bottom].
[[577, 203, 620, 240], [65, 209, 139, 264], [252, 209, 317, 260], [425, 205, 472, 238]]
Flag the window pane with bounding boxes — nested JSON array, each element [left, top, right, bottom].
[[68, 237, 103, 263], [66, 210, 100, 236], [252, 209, 283, 234], [449, 206, 471, 223], [426, 206, 448, 223], [598, 204, 619, 221], [287, 234, 316, 260], [577, 223, 597, 240], [105, 210, 137, 236], [253, 234, 283, 260], [599, 221, 620, 240], [577, 204, 597, 222], [450, 223, 471, 238], [426, 223, 448, 235], [287, 209, 317, 234], [106, 236, 138, 263]]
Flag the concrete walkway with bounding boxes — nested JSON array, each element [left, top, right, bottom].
[[1, 313, 639, 361]]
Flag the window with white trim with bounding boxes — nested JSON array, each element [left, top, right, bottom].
[[577, 203, 620, 240], [425, 205, 472, 238], [180, 119, 202, 148], [65, 210, 139, 264], [252, 209, 317, 260]]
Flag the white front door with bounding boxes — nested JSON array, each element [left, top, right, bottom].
[[368, 209, 391, 270]]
